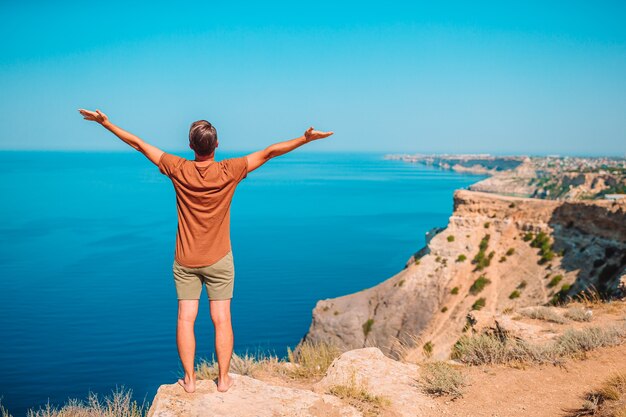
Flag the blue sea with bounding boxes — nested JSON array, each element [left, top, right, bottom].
[[0, 151, 485, 416]]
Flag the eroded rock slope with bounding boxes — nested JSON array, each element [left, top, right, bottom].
[[302, 190, 626, 359]]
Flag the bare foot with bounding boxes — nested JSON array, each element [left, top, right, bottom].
[[177, 374, 196, 393], [216, 374, 234, 392]]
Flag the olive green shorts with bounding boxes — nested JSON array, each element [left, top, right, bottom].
[[172, 251, 235, 300]]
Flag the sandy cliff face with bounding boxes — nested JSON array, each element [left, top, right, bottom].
[[302, 190, 626, 359], [469, 158, 537, 197], [469, 160, 626, 200]]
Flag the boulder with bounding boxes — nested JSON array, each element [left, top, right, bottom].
[[147, 374, 360, 417], [313, 348, 437, 417]]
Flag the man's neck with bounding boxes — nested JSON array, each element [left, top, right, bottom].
[[194, 153, 215, 163]]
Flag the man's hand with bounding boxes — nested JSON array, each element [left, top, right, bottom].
[[304, 127, 334, 142], [77, 107, 164, 166], [245, 127, 334, 173], [78, 109, 109, 125]]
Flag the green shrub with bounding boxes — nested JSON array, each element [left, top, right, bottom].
[[509, 290, 521, 299], [506, 248, 515, 256], [479, 234, 490, 251], [469, 275, 491, 295], [484, 222, 490, 228], [447, 235, 455, 242], [472, 298, 486, 311], [530, 231, 550, 248], [530, 231, 555, 264], [456, 254, 467, 262], [472, 234, 493, 271], [548, 274, 563, 288], [423, 341, 434, 357], [441, 306, 448, 313], [551, 283, 572, 305], [523, 232, 534, 242], [540, 250, 555, 264], [362, 319, 374, 337], [451, 287, 459, 295], [499, 256, 507, 263], [517, 280, 527, 289]]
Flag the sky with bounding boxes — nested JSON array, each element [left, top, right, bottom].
[[0, 1, 625, 155]]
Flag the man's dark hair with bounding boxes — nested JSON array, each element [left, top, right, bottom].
[[189, 120, 218, 156]]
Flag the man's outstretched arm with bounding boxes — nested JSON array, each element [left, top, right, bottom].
[[78, 108, 164, 166], [245, 127, 333, 173]]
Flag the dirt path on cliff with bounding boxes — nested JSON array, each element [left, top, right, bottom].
[[427, 343, 626, 417]]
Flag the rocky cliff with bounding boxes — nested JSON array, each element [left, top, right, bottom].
[[147, 347, 437, 417], [147, 301, 626, 417], [302, 190, 626, 360]]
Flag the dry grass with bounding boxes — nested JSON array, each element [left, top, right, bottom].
[[388, 333, 418, 362], [557, 326, 626, 356], [229, 352, 265, 376], [519, 306, 568, 324], [573, 290, 626, 315], [252, 355, 286, 376], [197, 352, 263, 379], [565, 306, 594, 322], [7, 342, 343, 416], [451, 332, 555, 366], [419, 362, 466, 398], [1, 398, 13, 417], [452, 324, 626, 366], [286, 340, 342, 379], [572, 286, 606, 307], [327, 371, 390, 417], [196, 350, 290, 380], [566, 371, 626, 417], [195, 355, 221, 380], [388, 331, 439, 363], [197, 342, 341, 382], [14, 386, 149, 417]]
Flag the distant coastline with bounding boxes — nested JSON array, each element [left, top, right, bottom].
[[384, 153, 626, 200]]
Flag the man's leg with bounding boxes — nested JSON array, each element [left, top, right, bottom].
[[177, 299, 199, 393], [210, 299, 234, 392]]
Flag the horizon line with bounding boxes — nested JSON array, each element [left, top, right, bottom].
[[0, 149, 625, 159]]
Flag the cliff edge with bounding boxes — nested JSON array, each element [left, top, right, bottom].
[[302, 190, 626, 359]]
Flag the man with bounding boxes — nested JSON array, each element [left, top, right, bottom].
[[78, 108, 333, 393]]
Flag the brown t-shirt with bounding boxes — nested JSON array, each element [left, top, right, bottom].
[[158, 152, 248, 268]]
